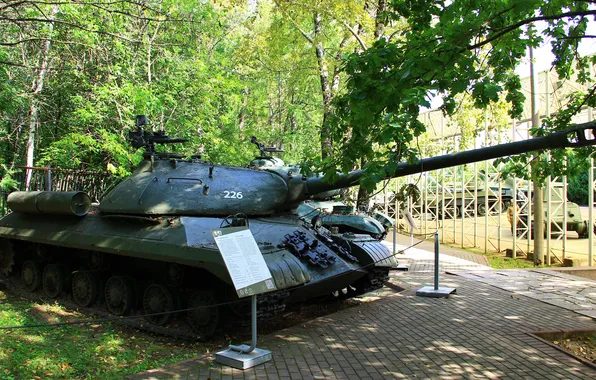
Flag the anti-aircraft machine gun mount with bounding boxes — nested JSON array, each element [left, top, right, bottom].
[[248, 136, 286, 169], [0, 116, 594, 338], [129, 115, 189, 159]]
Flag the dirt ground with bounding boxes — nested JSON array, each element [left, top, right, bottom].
[[551, 334, 596, 365]]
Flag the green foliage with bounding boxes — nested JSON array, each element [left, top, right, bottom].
[[38, 131, 142, 176], [488, 256, 542, 269], [568, 170, 589, 206], [566, 153, 592, 205], [0, 164, 20, 192], [324, 0, 596, 189]]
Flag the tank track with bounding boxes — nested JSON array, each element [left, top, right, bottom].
[[351, 267, 390, 295], [0, 270, 292, 340], [0, 239, 292, 341]]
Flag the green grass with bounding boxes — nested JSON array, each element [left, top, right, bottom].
[[440, 241, 548, 270], [487, 255, 542, 269], [0, 291, 217, 379]]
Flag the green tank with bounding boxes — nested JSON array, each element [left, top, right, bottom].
[[0, 116, 594, 337], [510, 186, 592, 239], [297, 200, 390, 240]]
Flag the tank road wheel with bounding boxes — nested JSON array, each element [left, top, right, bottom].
[[187, 290, 219, 337], [477, 202, 487, 217], [105, 276, 135, 316], [21, 260, 42, 292], [0, 239, 15, 276], [164, 264, 184, 288], [72, 271, 99, 308], [42, 264, 66, 298], [143, 284, 175, 326]]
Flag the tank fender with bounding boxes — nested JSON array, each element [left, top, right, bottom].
[[263, 251, 311, 288], [333, 235, 397, 268], [322, 215, 385, 235]]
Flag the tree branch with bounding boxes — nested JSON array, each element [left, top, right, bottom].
[[468, 10, 596, 50], [273, 0, 313, 43], [0, 38, 94, 47], [1, 0, 164, 15], [0, 16, 144, 43], [343, 21, 367, 50]]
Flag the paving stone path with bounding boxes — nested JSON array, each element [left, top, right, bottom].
[[383, 241, 492, 273], [455, 269, 596, 319], [130, 243, 596, 380], [133, 275, 596, 379]]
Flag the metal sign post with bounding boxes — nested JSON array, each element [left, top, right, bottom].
[[416, 232, 456, 298], [216, 294, 272, 369], [211, 227, 275, 369]]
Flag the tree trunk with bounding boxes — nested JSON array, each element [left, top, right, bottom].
[[356, 157, 372, 210], [374, 0, 387, 39], [314, 11, 334, 159], [25, 5, 59, 190], [356, 1, 387, 209], [238, 88, 250, 130]]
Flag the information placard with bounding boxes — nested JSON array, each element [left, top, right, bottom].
[[212, 227, 277, 298]]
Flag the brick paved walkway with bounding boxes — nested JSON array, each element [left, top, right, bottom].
[[131, 270, 596, 379]]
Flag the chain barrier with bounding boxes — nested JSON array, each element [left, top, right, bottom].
[[0, 235, 428, 331]]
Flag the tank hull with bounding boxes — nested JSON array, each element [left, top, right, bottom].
[[0, 211, 395, 335]]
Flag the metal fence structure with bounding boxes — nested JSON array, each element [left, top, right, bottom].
[[375, 66, 596, 266], [378, 168, 585, 262]]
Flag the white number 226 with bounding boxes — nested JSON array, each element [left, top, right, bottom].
[[223, 191, 243, 199]]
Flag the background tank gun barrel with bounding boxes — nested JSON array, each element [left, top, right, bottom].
[[300, 122, 596, 200]]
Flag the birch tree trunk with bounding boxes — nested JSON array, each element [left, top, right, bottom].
[[313, 12, 334, 159], [25, 5, 59, 190], [357, 0, 388, 209]]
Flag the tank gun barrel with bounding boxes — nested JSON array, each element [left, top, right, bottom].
[[303, 122, 596, 197]]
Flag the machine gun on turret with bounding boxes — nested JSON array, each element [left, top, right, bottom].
[[250, 136, 285, 158], [249, 136, 286, 169], [128, 115, 188, 157]]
